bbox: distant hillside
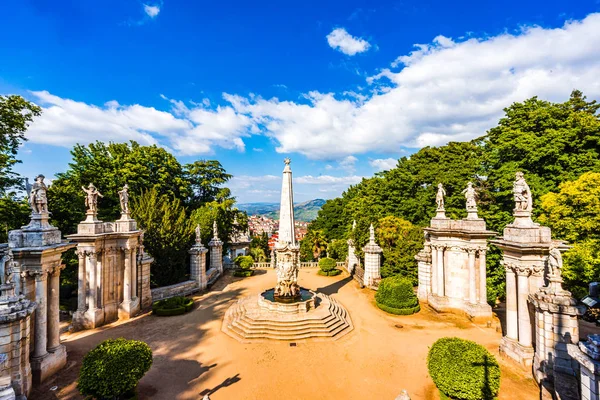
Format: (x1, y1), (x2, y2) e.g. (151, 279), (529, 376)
(237, 199), (326, 222)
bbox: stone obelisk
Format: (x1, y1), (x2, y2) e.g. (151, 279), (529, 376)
(274, 158), (300, 300)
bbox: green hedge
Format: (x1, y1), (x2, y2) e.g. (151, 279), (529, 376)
(234, 255), (254, 269)
(375, 275), (419, 315)
(317, 269), (342, 276)
(152, 296), (194, 316)
(319, 257), (336, 272)
(376, 302), (421, 315)
(78, 338), (152, 399)
(233, 269), (254, 277)
(427, 337), (501, 400)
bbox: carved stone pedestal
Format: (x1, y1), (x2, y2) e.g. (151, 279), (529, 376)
(31, 345), (66, 385)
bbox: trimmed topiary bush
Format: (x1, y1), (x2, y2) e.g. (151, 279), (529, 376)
(375, 275), (420, 315)
(317, 269), (342, 276)
(152, 296), (194, 316)
(427, 337), (501, 400)
(233, 255), (255, 277)
(78, 338), (152, 400)
(318, 257), (340, 276)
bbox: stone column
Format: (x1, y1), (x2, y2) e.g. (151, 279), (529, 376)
(479, 249), (487, 306)
(468, 248), (477, 304)
(123, 248), (132, 305)
(32, 272), (48, 359)
(47, 268), (61, 352)
(516, 267), (532, 347)
(505, 265), (518, 341)
(431, 245), (438, 295)
(436, 246), (444, 297)
(77, 250), (87, 312)
(190, 242), (208, 290)
(131, 248), (137, 299)
(87, 252), (97, 312)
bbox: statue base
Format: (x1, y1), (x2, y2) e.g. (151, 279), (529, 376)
(433, 209), (447, 219)
(8, 213), (61, 248)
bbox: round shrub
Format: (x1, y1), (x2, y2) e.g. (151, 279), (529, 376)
(318, 257), (336, 272)
(317, 269), (342, 276)
(234, 255), (254, 269)
(78, 338), (152, 399)
(427, 337), (500, 400)
(375, 275), (420, 315)
(152, 296), (194, 316)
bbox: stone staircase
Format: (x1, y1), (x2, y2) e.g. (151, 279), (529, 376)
(222, 293), (353, 342)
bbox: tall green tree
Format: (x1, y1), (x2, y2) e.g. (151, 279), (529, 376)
(48, 141), (190, 234)
(0, 95), (41, 241)
(539, 172), (600, 298)
(184, 160), (232, 208)
(131, 188), (193, 287)
(376, 216), (423, 283)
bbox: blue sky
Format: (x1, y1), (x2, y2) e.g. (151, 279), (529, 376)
(2, 0), (600, 203)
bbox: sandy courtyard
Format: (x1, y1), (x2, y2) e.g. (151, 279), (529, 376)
(33, 269), (539, 400)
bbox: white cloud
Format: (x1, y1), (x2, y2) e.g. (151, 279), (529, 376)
(295, 175), (364, 185)
(24, 14), (600, 161)
(326, 28), (371, 55)
(369, 158), (397, 171)
(144, 4), (160, 18)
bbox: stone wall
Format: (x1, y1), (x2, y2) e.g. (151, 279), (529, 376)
(151, 280), (199, 301)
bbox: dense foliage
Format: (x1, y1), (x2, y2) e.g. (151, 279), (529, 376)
(318, 257), (341, 276)
(376, 216), (423, 284)
(375, 276), (420, 315)
(539, 172), (600, 297)
(250, 232), (270, 261)
(305, 91), (600, 300)
(233, 255), (254, 277)
(152, 296), (195, 316)
(427, 337), (500, 400)
(0, 95), (41, 242)
(78, 338), (153, 399)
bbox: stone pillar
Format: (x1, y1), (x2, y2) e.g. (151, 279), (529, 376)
(516, 268), (532, 348)
(77, 250), (86, 312)
(505, 265), (518, 341)
(131, 249), (137, 299)
(123, 248), (132, 305)
(47, 268), (61, 352)
(430, 245), (438, 295)
(32, 272), (48, 360)
(468, 248), (477, 305)
(362, 224), (382, 288)
(87, 252), (97, 312)
(569, 336), (600, 400)
(416, 241), (432, 302)
(436, 246), (444, 297)
(479, 249), (487, 306)
(190, 240), (208, 291)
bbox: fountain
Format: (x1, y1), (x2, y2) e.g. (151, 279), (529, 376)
(221, 159), (353, 342)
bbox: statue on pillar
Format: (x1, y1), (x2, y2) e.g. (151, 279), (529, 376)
(26, 174), (49, 214)
(118, 184), (130, 215)
(82, 183), (104, 214)
(436, 183), (446, 211)
(212, 220), (218, 239)
(513, 172), (532, 213)
(195, 224), (202, 245)
(462, 182), (477, 211)
(548, 246), (564, 281)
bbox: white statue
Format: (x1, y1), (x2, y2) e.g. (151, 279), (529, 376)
(513, 172), (532, 212)
(548, 246), (563, 279)
(462, 182), (477, 212)
(118, 184), (130, 214)
(195, 224), (202, 245)
(435, 183), (446, 211)
(212, 220), (218, 239)
(82, 183), (104, 214)
(26, 174), (49, 214)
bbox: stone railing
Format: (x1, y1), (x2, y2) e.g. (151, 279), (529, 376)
(300, 262), (319, 268)
(252, 262), (272, 269)
(151, 280), (199, 301)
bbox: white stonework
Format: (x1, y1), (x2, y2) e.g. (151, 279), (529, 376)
(347, 220), (359, 274)
(8, 201), (74, 386)
(362, 224), (382, 288)
(190, 226), (209, 290)
(208, 221), (224, 284)
(67, 216), (145, 330)
(274, 158), (301, 299)
(0, 246), (36, 400)
(421, 216), (495, 319)
(569, 336), (600, 400)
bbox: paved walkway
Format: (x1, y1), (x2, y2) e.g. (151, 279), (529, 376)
(33, 269), (539, 400)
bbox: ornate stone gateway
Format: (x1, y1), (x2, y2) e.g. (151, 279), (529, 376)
(222, 159), (353, 342)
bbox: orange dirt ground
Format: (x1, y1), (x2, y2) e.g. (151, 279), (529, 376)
(33, 269), (541, 400)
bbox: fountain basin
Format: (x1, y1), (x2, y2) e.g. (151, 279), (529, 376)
(258, 288), (316, 313)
